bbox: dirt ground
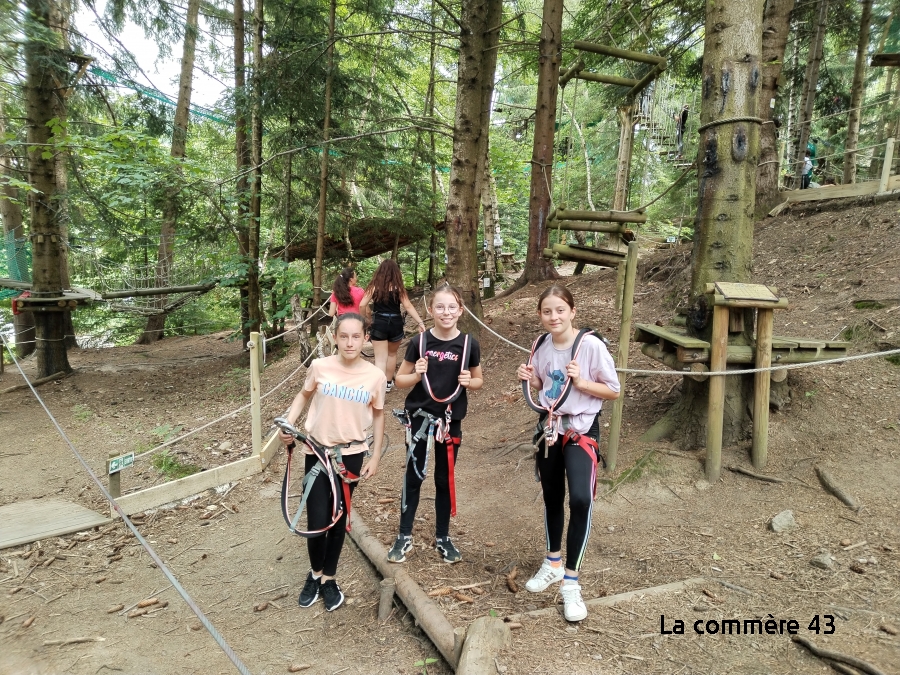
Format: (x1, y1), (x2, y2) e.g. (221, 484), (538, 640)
(2, 199), (899, 675)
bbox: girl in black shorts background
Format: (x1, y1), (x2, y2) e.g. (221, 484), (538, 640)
(359, 259), (425, 392)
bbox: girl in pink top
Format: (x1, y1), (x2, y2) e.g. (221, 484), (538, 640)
(328, 268), (365, 317)
(516, 285), (620, 623)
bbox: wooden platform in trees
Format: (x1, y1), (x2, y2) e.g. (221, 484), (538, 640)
(770, 174), (900, 214)
(871, 53), (900, 67)
(281, 217), (445, 261)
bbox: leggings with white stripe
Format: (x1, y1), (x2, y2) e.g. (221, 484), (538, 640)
(535, 415), (600, 572)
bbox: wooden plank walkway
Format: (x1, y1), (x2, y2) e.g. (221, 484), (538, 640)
(0, 499), (112, 550)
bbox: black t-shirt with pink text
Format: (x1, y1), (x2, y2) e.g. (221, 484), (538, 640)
(403, 330), (481, 420)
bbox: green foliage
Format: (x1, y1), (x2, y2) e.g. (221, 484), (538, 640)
(260, 259), (312, 323)
(72, 404), (93, 422)
(413, 657), (438, 675)
(151, 450), (199, 480)
(150, 423), (184, 442)
(884, 354), (900, 367)
(853, 301), (885, 310)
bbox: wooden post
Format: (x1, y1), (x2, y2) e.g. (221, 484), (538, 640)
(705, 305), (729, 482)
(378, 578), (395, 620)
(249, 331), (262, 456)
(606, 242), (638, 472)
(879, 137), (895, 193)
(107, 451), (121, 500)
(752, 308), (774, 469)
(615, 261), (626, 311)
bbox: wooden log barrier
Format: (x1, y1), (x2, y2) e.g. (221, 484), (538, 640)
(573, 40), (666, 65)
(705, 306), (729, 482)
(554, 208), (646, 224)
(752, 309), (774, 469)
(378, 578), (396, 621)
(348, 512), (459, 668)
(543, 244), (625, 268)
(456, 617), (511, 675)
(552, 220), (629, 234)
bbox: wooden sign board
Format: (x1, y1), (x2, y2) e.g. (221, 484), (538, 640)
(713, 282), (779, 303)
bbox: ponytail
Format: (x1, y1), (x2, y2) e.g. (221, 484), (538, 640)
(332, 267), (354, 306)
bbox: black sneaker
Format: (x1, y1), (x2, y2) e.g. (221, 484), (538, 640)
(387, 534), (413, 563)
(386, 380), (394, 393)
(298, 571), (320, 607)
(435, 536), (462, 563)
(321, 579), (344, 611)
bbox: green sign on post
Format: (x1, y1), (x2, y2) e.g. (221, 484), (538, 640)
(108, 452), (135, 475)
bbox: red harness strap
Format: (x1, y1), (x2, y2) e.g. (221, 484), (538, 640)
(562, 429), (601, 498)
(336, 463), (360, 532)
(444, 435), (462, 517)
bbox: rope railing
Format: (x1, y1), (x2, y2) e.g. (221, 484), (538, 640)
(463, 304), (900, 376)
(0, 334), (254, 675)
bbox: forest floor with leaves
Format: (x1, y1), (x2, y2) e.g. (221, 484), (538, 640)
(2, 198), (900, 675)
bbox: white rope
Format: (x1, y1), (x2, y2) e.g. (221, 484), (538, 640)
(462, 305), (900, 375)
(463, 305), (530, 354)
(134, 334), (323, 460)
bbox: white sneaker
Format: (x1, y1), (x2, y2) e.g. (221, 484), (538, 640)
(560, 582), (587, 622)
(524, 559), (565, 593)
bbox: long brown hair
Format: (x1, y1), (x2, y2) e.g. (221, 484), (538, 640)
(367, 259), (407, 304)
(537, 284), (575, 311)
(332, 267), (354, 306)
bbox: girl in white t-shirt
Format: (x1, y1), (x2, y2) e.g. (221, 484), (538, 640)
(516, 285), (620, 622)
(279, 313), (386, 612)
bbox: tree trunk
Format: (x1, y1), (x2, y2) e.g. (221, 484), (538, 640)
(612, 103), (635, 212)
(443, 0), (501, 333)
(0, 98), (35, 357)
(481, 148), (499, 299)
(755, 0), (796, 217)
(427, 3), (439, 290)
(48, 0), (76, 349)
(784, 22), (800, 174)
(511, 0), (563, 287)
(669, 0), (765, 450)
(247, 0), (264, 336)
(312, 0), (336, 336)
(793, 0), (828, 188)
(843, 0), (873, 185)
(138, 0), (200, 344)
(234, 0), (252, 344)
(24, 0), (71, 376)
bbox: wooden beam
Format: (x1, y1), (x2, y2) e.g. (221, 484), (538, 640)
(705, 306), (729, 482)
(543, 244), (625, 268)
(640, 343), (709, 381)
(558, 59), (584, 87)
(676, 344), (848, 364)
(752, 309), (774, 469)
(627, 61), (667, 98)
(258, 430), (281, 469)
(555, 208), (646, 223)
(633, 323), (709, 349)
(249, 332), (262, 456)
(606, 242), (638, 471)
(871, 52), (900, 67)
(115, 456), (261, 516)
(552, 220), (628, 234)
(776, 173), (900, 204)
(560, 70), (640, 87)
(573, 40), (666, 65)
(879, 138), (895, 193)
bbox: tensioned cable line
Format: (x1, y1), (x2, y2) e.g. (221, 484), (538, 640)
(462, 304), (900, 375)
(0, 335), (253, 675)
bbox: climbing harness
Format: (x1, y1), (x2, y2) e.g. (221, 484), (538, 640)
(523, 329), (607, 493)
(522, 327), (598, 448)
(395, 330), (470, 516)
(275, 417), (363, 537)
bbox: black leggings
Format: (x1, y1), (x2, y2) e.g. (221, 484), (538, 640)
(399, 419), (462, 539)
(535, 416), (600, 572)
(305, 452), (364, 577)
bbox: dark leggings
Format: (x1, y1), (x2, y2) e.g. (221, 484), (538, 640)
(305, 452), (364, 577)
(535, 416), (600, 572)
(399, 419), (462, 539)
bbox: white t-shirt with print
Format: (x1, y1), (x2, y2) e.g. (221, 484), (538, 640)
(532, 333), (620, 434)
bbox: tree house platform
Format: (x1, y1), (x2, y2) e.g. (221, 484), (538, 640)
(871, 53), (900, 67)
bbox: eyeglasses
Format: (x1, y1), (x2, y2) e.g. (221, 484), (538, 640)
(433, 305), (459, 314)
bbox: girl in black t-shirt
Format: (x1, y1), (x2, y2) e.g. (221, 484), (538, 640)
(388, 284), (483, 564)
(359, 259), (426, 392)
